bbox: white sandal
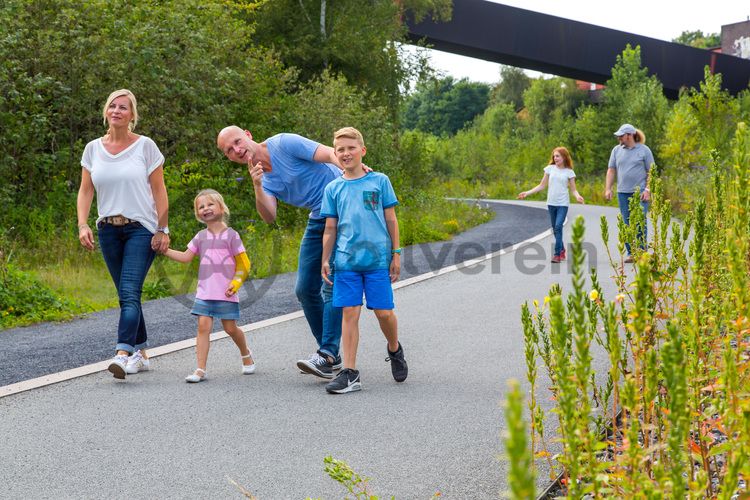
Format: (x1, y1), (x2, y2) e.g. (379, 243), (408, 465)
(185, 368), (207, 383)
(241, 353), (256, 375)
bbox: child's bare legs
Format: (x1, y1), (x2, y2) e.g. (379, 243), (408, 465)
(374, 309), (398, 352)
(195, 315), (213, 371)
(342, 305), (362, 369)
(221, 319), (253, 366)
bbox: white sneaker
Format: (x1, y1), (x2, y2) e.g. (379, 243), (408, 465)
(108, 354), (129, 379)
(125, 350), (150, 374)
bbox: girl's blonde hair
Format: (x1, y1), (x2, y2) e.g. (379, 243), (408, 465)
(549, 146), (574, 169)
(102, 89), (139, 132)
(194, 189), (230, 223)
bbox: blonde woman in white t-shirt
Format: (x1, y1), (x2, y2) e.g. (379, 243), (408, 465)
(518, 147), (584, 263)
(76, 89), (170, 380)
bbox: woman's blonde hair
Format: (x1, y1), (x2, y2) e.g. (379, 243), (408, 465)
(634, 129), (646, 144)
(549, 147), (574, 169)
(194, 189), (230, 223)
(102, 89), (138, 131)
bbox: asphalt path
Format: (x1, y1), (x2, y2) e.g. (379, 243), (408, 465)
(0, 201), (548, 387)
(0, 201), (625, 498)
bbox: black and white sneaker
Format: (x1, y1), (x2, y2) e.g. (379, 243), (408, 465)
(325, 368), (361, 394)
(386, 343), (408, 382)
(296, 352), (334, 379)
(331, 354), (343, 371)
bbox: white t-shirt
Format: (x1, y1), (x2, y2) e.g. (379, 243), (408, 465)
(81, 136), (165, 233)
(544, 165), (576, 207)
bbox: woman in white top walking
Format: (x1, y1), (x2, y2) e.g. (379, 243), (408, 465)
(518, 147), (584, 263)
(76, 89), (170, 379)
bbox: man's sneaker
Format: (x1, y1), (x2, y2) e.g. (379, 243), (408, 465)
(325, 368), (362, 394)
(331, 354), (343, 371)
(296, 352), (334, 379)
(108, 354), (129, 379)
(386, 343), (408, 382)
(124, 350), (150, 374)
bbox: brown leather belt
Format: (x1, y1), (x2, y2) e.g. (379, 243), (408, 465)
(101, 215), (135, 226)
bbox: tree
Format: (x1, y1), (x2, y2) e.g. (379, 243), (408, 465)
(572, 45), (669, 172)
(401, 76), (491, 136)
(660, 67), (739, 169)
(251, 0), (451, 111)
(522, 76), (587, 135)
(673, 30), (721, 49)
(490, 66), (531, 111)
(0, 0), (293, 241)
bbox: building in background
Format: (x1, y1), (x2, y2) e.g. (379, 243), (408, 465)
(721, 19), (750, 59)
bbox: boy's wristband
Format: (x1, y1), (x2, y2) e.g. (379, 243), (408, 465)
(391, 248), (402, 255)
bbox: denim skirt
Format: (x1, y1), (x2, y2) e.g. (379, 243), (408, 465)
(190, 298), (240, 320)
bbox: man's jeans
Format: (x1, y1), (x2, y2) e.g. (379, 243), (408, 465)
(98, 222), (156, 354)
(295, 218), (342, 358)
(547, 205), (568, 257)
(617, 192), (649, 255)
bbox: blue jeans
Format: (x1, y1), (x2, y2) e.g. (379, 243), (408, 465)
(547, 205), (568, 257)
(98, 222), (156, 354)
(617, 192), (649, 255)
(295, 218), (342, 358)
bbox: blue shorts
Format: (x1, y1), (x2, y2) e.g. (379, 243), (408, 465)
(333, 269), (394, 310)
(190, 298), (240, 320)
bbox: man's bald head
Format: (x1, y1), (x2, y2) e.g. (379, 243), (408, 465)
(217, 125), (254, 164)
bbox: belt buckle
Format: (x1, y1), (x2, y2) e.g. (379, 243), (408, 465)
(111, 215), (128, 226)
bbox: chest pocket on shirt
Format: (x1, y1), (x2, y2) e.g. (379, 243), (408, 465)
(363, 191), (379, 211)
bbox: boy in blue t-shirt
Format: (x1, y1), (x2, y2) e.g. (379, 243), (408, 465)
(320, 127), (408, 394)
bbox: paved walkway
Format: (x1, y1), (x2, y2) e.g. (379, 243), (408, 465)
(0, 201), (624, 499)
(0, 201), (548, 387)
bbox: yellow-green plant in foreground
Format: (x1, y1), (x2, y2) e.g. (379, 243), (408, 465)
(504, 380), (535, 499)
(510, 124), (750, 498)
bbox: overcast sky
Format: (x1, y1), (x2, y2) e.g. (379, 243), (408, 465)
(418, 0), (750, 84)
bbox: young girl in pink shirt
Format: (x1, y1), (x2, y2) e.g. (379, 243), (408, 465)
(164, 189), (255, 382)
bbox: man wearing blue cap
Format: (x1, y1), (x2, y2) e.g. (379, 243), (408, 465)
(604, 123), (654, 263)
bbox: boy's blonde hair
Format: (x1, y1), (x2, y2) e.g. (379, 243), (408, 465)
(333, 127), (365, 147)
(194, 189), (230, 223)
(102, 89), (138, 131)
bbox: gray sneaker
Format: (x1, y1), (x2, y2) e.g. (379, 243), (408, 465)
(386, 343), (408, 382)
(331, 354), (343, 371)
(325, 368), (362, 394)
(296, 352), (334, 379)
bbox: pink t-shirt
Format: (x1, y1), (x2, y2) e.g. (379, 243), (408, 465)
(187, 228), (246, 303)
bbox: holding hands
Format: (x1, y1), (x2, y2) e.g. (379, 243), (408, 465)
(151, 232), (170, 254)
